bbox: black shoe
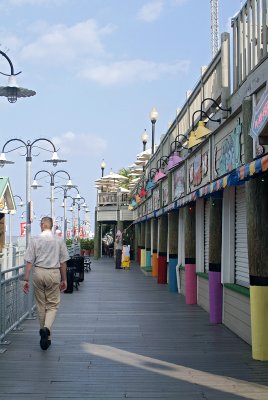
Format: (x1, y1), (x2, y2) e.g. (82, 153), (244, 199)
(39, 327), (51, 350)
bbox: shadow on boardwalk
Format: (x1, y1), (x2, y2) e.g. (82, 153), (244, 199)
(1, 258), (268, 399)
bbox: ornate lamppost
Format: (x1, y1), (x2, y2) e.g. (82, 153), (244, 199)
(100, 159), (106, 177)
(57, 186), (81, 240)
(0, 138), (66, 247)
(149, 107), (158, 155)
(31, 169), (74, 228)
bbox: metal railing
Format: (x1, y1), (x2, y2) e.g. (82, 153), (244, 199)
(232, 0), (268, 90)
(98, 192), (130, 207)
(0, 243), (80, 349)
(67, 243), (81, 257)
(0, 263), (35, 350)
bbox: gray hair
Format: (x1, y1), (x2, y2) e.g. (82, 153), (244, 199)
(41, 216), (53, 229)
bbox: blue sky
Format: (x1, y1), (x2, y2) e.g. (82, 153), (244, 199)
(0, 0), (242, 236)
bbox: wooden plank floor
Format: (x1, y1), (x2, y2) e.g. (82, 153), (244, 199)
(1, 258), (268, 399)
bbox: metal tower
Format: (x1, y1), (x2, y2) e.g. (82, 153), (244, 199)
(210, 0), (219, 58)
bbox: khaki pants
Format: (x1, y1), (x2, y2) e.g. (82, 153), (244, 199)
(33, 267), (61, 337)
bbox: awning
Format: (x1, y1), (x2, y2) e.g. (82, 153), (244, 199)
(133, 154), (268, 221)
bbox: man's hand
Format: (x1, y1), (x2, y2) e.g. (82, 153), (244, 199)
(59, 280), (67, 292)
(23, 281), (29, 294)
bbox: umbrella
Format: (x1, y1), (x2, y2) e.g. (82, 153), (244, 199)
(101, 171), (128, 181)
(119, 187), (130, 193)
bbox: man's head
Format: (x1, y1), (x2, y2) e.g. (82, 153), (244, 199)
(40, 216), (53, 231)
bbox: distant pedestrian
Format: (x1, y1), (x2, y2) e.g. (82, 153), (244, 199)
(115, 230), (123, 269)
(23, 216), (70, 350)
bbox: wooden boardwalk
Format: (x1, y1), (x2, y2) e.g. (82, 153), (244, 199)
(1, 258), (268, 399)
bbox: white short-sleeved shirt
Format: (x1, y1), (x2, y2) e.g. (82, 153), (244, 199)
(24, 230), (70, 269)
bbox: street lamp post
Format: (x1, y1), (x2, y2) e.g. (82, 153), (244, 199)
(69, 197), (87, 241)
(57, 186), (81, 240)
(100, 159), (106, 178)
(141, 129), (148, 152)
(0, 138), (66, 247)
(149, 107), (158, 155)
(32, 169), (74, 228)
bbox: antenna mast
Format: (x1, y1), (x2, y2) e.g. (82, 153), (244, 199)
(210, 0), (219, 58)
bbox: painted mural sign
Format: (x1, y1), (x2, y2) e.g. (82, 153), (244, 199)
(202, 151), (209, 176)
(251, 87), (268, 144)
(162, 179), (168, 206)
(173, 166), (185, 199)
(147, 196), (152, 214)
(153, 187), (160, 210)
(189, 154), (202, 187)
(215, 121), (242, 177)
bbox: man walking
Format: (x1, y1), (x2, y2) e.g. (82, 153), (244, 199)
(23, 216), (70, 350)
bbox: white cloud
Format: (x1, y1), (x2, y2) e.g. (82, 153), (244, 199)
(52, 131), (107, 156)
(137, 1), (164, 22)
(20, 19), (115, 65)
(80, 59), (190, 86)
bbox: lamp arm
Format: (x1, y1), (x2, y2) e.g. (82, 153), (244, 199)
(2, 138), (27, 154)
(157, 156), (168, 170)
(201, 97), (231, 113)
(149, 168), (158, 179)
(192, 110), (220, 131)
(30, 138), (56, 153)
(53, 170), (71, 180)
(13, 194), (23, 201)
(33, 169), (50, 180)
(0, 50), (22, 76)
(170, 140), (177, 153)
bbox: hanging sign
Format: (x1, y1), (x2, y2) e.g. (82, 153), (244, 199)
(173, 166), (185, 200)
(20, 222), (26, 237)
(251, 87), (268, 144)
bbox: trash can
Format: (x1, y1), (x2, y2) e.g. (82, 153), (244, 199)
(72, 255), (84, 282)
(65, 264), (74, 293)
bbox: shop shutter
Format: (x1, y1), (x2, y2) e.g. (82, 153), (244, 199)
(204, 199), (210, 273)
(235, 185), (249, 287)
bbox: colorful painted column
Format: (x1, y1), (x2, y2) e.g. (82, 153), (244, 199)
(136, 223), (141, 265)
(145, 220), (152, 272)
(134, 223), (139, 262)
(158, 214), (168, 284)
(140, 222), (146, 269)
(168, 211), (179, 292)
(152, 218), (158, 277)
(208, 197), (223, 324)
(243, 96), (268, 360)
(184, 205), (196, 304)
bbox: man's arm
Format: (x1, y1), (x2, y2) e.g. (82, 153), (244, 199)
(59, 262), (67, 292)
(23, 262), (32, 294)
